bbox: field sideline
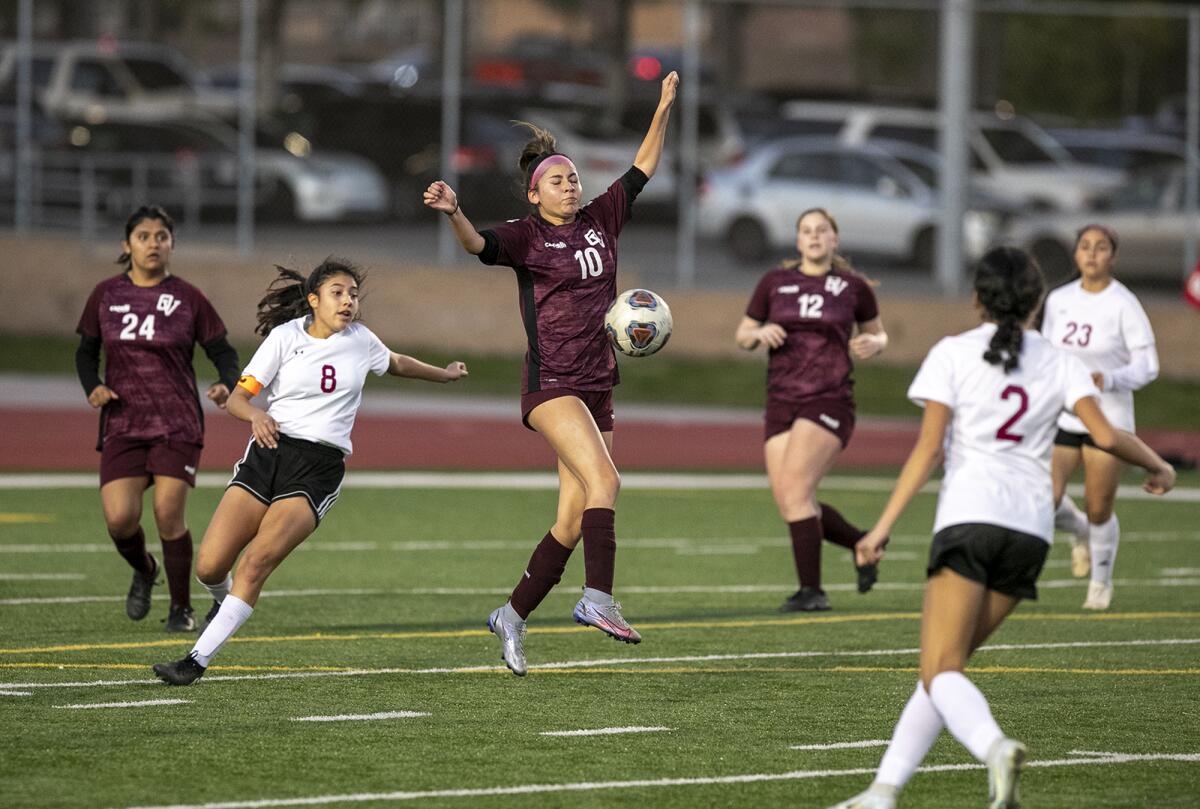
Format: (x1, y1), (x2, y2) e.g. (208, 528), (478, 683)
(2, 475), (1198, 808)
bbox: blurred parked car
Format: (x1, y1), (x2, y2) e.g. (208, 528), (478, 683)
(779, 101), (1124, 211)
(1002, 165), (1192, 282)
(697, 137), (1007, 265)
(0, 40), (236, 121)
(1046, 127), (1186, 173)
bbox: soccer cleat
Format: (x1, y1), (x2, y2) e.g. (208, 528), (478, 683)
(164, 604), (196, 632)
(152, 653), (206, 686)
(856, 562), (879, 594)
(826, 785), (897, 809)
(203, 599), (221, 628)
(1082, 581), (1113, 610)
(986, 737), (1027, 809)
(1070, 540), (1091, 578)
(573, 597), (642, 644)
(487, 606), (528, 677)
(126, 555), (160, 621)
(778, 586), (830, 612)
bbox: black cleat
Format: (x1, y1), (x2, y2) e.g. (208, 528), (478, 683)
(203, 599), (221, 628)
(778, 586), (830, 612)
(164, 604), (196, 632)
(126, 555), (160, 621)
(856, 562), (879, 594)
(152, 653), (206, 685)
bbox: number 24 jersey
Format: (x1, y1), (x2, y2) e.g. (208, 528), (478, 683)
(908, 324), (1096, 543)
(237, 317), (391, 455)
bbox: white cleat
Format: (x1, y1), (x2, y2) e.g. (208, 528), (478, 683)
(826, 784), (897, 809)
(986, 737), (1027, 809)
(1082, 581), (1113, 610)
(1070, 540), (1091, 578)
(487, 605), (528, 677)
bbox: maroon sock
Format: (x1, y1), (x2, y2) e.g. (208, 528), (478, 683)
(161, 531), (193, 608)
(581, 507), (617, 594)
(819, 502), (865, 551)
(509, 531), (574, 619)
(788, 516), (823, 589)
(110, 527), (153, 576)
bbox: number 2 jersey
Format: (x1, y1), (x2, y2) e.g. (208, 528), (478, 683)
(744, 266), (879, 404)
(236, 317), (391, 455)
(76, 273), (229, 445)
(908, 324), (1097, 542)
(477, 167), (648, 394)
(1040, 278), (1156, 433)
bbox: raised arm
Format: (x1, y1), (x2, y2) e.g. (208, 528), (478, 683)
(387, 352), (468, 384)
(423, 180), (486, 255)
(632, 71), (678, 180)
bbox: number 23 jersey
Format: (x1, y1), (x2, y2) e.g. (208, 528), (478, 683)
(908, 324), (1096, 542)
(237, 317), (391, 455)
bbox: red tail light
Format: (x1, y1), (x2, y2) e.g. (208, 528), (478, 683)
(453, 145), (497, 172)
(472, 60), (524, 86)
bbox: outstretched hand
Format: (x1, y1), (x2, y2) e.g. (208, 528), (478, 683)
(1143, 463), (1176, 495)
(423, 180), (459, 215)
(444, 361), (469, 382)
(659, 71), (678, 108)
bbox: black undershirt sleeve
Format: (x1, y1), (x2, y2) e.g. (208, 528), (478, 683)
(201, 333), (241, 391)
(477, 230), (501, 265)
(619, 166), (651, 216)
(75, 334), (103, 396)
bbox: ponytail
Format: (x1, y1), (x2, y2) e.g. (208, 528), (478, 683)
(254, 258), (364, 337)
(974, 247), (1044, 373)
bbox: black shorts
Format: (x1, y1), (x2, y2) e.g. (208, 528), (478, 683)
(228, 434), (345, 526)
(1054, 429), (1097, 449)
(927, 523), (1049, 601)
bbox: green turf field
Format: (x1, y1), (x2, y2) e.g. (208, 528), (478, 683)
(1, 478), (1197, 808)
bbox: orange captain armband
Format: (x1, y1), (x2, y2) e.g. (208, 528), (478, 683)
(237, 375), (263, 396)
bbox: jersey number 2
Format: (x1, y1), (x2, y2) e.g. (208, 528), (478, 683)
(118, 313), (156, 341)
(320, 365), (337, 393)
(996, 385), (1028, 444)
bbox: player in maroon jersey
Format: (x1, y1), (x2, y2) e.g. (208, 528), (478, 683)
(75, 206), (240, 632)
(735, 208), (889, 612)
(423, 71), (678, 676)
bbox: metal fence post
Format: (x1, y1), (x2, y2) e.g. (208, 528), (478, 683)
(937, 0), (975, 298)
(1186, 9), (1199, 280)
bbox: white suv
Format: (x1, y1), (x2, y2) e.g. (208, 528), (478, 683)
(780, 101), (1123, 211)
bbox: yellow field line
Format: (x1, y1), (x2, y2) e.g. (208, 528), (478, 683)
(0, 513), (55, 523)
(2, 610), (1196, 656)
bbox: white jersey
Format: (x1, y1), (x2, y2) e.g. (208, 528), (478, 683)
(908, 324), (1097, 542)
(1040, 279), (1155, 433)
(238, 317), (391, 455)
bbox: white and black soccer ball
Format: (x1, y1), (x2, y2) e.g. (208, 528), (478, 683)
(604, 288), (673, 358)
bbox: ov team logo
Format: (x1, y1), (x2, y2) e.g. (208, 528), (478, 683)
(156, 294), (181, 316)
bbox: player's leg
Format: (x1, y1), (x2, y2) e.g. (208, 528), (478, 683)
(766, 419), (842, 611)
(1052, 443), (1089, 577)
(194, 487), (268, 626)
(151, 475), (196, 631)
(100, 472), (158, 621)
(1080, 445), (1123, 610)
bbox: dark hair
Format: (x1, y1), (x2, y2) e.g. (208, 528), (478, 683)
(254, 257), (364, 337)
(782, 207), (877, 285)
(513, 120), (566, 204)
(116, 205), (175, 267)
(1073, 223), (1119, 255)
(975, 246), (1045, 373)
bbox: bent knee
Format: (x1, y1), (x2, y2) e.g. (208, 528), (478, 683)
(1086, 502), (1116, 524)
(194, 555), (228, 584)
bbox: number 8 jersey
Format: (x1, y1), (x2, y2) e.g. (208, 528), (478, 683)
(908, 324), (1097, 543)
(236, 316), (391, 455)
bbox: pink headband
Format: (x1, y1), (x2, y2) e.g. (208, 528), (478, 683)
(529, 155), (576, 191)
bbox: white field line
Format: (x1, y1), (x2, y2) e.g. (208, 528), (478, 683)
(291, 711), (430, 722)
(789, 740), (890, 751)
(3, 637), (1197, 692)
(0, 573), (85, 580)
(5, 576), (1198, 607)
(55, 698), (190, 710)
(1162, 567), (1200, 576)
(1, 471), (1198, 502)
(539, 726), (672, 737)
(0, 689), (31, 695)
(121, 752), (1200, 809)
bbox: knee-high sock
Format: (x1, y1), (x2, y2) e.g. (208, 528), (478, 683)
(160, 531), (193, 608)
(581, 508), (616, 595)
(1089, 514), (1120, 586)
(788, 516), (822, 589)
(509, 531), (573, 619)
(200, 573), (232, 605)
(819, 502), (865, 551)
(110, 527), (153, 575)
(1054, 496), (1089, 541)
(190, 594), (253, 667)
(928, 671), (1003, 762)
(875, 682), (945, 788)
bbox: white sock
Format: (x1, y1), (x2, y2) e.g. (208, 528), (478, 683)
(876, 682), (945, 788)
(582, 586), (615, 606)
(928, 671), (1003, 763)
(501, 602), (524, 625)
(190, 594), (253, 668)
(199, 574), (231, 604)
(1054, 496), (1088, 541)
(1089, 514), (1119, 586)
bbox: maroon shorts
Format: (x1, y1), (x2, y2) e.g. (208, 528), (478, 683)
(764, 398), (856, 447)
(520, 388), (614, 433)
(99, 436), (203, 488)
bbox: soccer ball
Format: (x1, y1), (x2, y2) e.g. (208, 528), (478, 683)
(604, 288), (673, 357)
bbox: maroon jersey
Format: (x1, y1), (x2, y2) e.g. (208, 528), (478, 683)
(479, 169), (646, 394)
(745, 266), (879, 404)
(76, 274), (228, 445)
